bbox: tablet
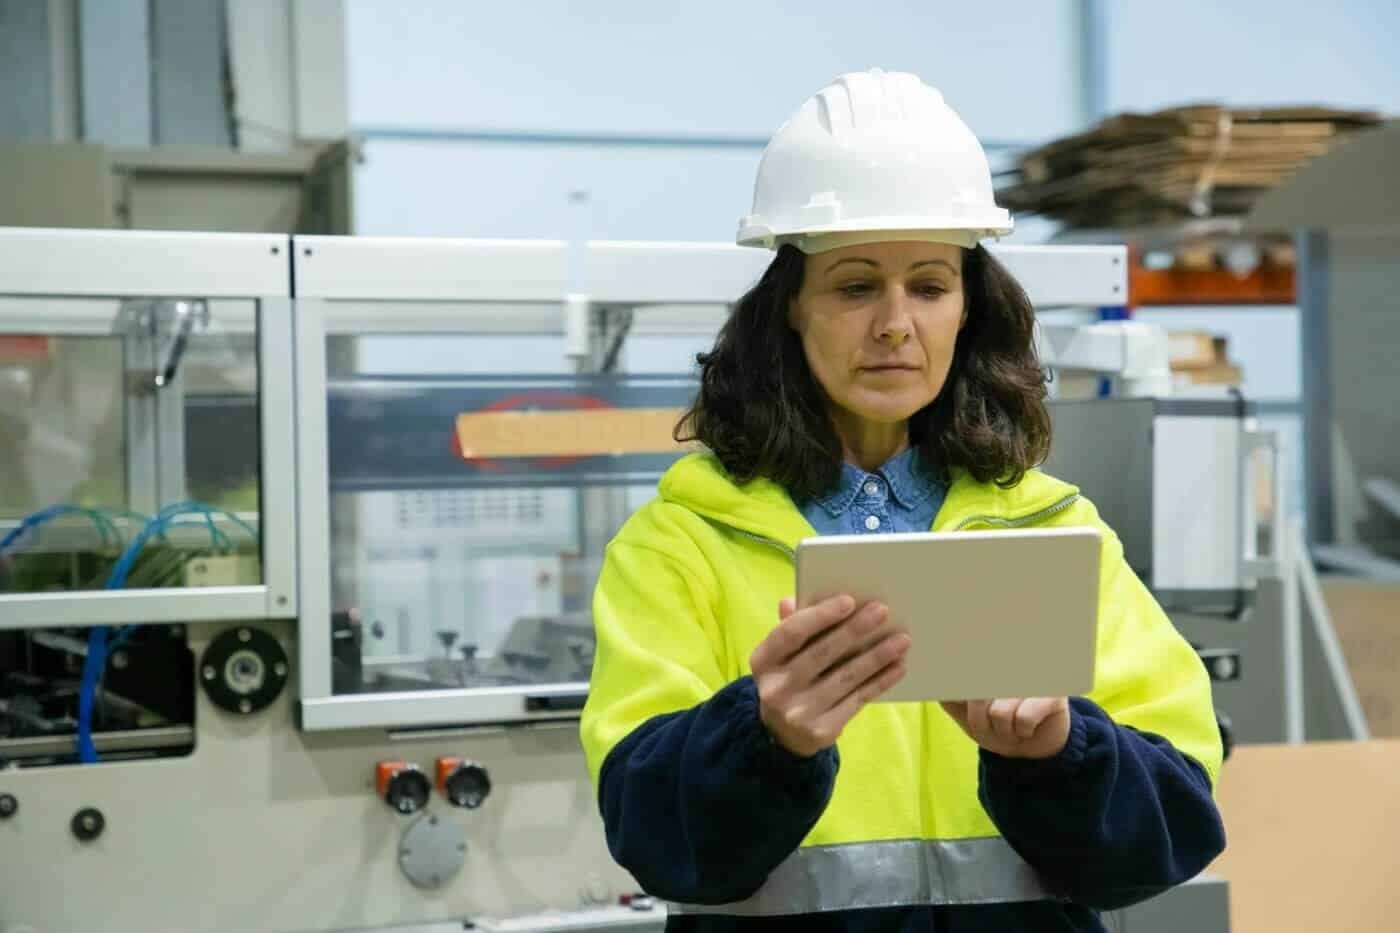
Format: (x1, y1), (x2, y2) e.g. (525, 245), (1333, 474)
(795, 527), (1102, 703)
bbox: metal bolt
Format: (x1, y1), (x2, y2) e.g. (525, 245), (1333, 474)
(238, 628), (252, 642)
(203, 665), (217, 681)
(401, 848), (412, 857)
(271, 245), (280, 255)
(276, 595), (288, 607)
(239, 699), (253, 714)
(71, 807), (105, 842)
(457, 842), (467, 853)
(274, 662), (288, 678)
(429, 815), (439, 826)
(111, 651), (128, 670)
(0, 794), (17, 818)
(303, 247), (313, 256)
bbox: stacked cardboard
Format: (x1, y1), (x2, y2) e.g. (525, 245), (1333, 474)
(1167, 330), (1242, 387)
(998, 105), (1382, 228)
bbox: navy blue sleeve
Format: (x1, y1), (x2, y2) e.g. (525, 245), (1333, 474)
(978, 697), (1226, 911)
(597, 675), (838, 905)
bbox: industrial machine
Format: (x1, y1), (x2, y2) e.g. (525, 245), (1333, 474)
(0, 228), (1243, 932)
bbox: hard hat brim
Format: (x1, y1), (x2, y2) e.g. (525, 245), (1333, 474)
(737, 213), (1014, 249)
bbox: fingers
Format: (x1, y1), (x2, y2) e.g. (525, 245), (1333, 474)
(940, 700), (969, 728)
(1013, 698), (1063, 739)
(808, 629), (909, 709)
(777, 597), (796, 620)
(966, 699), (992, 739)
(788, 601), (888, 684)
(816, 655), (909, 738)
(946, 697), (1066, 751)
(987, 698), (1022, 741)
(751, 594), (854, 673)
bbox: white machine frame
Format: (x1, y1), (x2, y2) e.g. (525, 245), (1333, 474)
(0, 227), (300, 628)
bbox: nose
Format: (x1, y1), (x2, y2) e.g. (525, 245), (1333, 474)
(873, 290), (914, 347)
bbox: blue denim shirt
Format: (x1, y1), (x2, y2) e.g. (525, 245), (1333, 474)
(798, 446), (946, 536)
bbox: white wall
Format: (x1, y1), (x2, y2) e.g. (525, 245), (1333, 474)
(346, 1), (1400, 241)
(347, 0), (1082, 142)
(1104, 0), (1400, 114)
(353, 139), (763, 241)
(346, 0), (1083, 241)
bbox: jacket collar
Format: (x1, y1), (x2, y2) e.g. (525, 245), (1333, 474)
(808, 447), (938, 517)
(658, 453), (1081, 553)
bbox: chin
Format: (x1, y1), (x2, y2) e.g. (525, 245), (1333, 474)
(843, 394), (931, 424)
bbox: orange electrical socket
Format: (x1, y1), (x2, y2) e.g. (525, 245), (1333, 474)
(375, 760), (409, 799)
(434, 756), (464, 792)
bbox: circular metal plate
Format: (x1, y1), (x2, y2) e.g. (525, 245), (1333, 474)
(398, 812), (466, 890)
(199, 627), (288, 715)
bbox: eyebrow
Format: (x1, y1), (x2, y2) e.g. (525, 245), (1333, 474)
(825, 258), (878, 274)
(824, 257), (959, 276)
(910, 259), (959, 276)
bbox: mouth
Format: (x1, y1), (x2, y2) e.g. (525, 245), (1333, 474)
(860, 364), (920, 373)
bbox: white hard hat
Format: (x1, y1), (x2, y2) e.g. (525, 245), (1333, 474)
(738, 68), (1013, 253)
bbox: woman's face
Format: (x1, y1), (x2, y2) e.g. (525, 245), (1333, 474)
(789, 240), (966, 429)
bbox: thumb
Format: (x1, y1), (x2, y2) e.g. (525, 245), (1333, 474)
(778, 597), (796, 620)
(940, 700), (969, 726)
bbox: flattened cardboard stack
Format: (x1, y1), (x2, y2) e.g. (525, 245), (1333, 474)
(998, 105), (1382, 228)
(1167, 331), (1241, 387)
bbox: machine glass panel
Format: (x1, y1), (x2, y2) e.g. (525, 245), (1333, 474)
(323, 325), (699, 698)
(0, 297), (263, 597)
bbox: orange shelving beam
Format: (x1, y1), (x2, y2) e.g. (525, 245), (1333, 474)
(1127, 245), (1296, 307)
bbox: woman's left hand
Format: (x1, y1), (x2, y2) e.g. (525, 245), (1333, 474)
(941, 697), (1071, 760)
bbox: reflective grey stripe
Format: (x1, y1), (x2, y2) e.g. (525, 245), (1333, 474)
(668, 837), (1058, 917)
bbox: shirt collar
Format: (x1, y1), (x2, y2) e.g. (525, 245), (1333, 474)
(810, 447), (940, 517)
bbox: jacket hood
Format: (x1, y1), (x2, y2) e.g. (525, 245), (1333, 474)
(657, 453), (1081, 551)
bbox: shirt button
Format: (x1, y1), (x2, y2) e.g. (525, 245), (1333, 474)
(863, 481), (880, 496)
(864, 515), (881, 531)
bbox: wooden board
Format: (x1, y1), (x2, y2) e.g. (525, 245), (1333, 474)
(454, 407), (691, 460)
(1210, 740), (1400, 933)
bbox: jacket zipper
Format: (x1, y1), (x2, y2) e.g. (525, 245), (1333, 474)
(951, 494), (1081, 531)
(726, 526), (796, 560)
(707, 492), (1081, 555)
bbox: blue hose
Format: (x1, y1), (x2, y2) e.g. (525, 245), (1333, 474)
(74, 501), (260, 764)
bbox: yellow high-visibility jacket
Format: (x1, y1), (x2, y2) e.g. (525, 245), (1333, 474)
(581, 452), (1224, 924)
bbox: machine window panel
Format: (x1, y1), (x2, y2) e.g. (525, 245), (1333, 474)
(0, 298), (263, 597)
(323, 330), (697, 697)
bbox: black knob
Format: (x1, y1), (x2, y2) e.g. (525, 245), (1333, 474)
(385, 768), (432, 815)
(72, 806), (105, 841)
(0, 793), (16, 819)
(445, 763), (491, 810)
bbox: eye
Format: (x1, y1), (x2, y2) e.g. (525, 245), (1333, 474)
(837, 282), (875, 299)
(912, 282), (947, 300)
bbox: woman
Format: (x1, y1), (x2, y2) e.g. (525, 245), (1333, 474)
(580, 69), (1225, 932)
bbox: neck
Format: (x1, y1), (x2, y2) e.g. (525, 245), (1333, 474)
(832, 412), (909, 472)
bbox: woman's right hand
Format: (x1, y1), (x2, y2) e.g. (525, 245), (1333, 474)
(750, 595), (911, 758)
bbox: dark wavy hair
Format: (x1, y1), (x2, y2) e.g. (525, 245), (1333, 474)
(675, 243), (1051, 501)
